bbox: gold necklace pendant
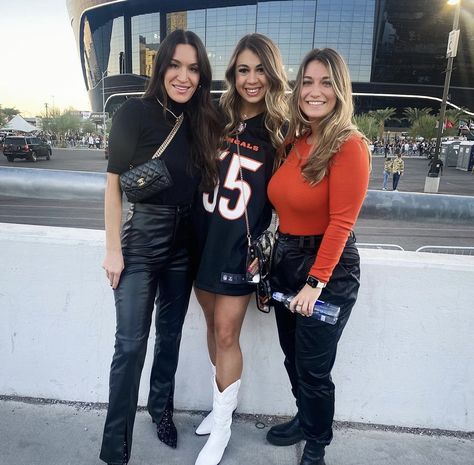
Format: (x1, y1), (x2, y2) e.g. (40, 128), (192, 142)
(156, 97), (181, 119)
(235, 121), (246, 135)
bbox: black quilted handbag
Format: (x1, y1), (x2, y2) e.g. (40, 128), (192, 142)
(119, 113), (183, 203)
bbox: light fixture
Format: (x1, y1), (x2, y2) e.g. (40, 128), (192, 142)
(447, 0), (459, 5)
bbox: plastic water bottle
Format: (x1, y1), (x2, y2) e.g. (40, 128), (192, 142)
(272, 292), (340, 325)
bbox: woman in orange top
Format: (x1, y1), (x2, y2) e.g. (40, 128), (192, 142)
(266, 48), (370, 465)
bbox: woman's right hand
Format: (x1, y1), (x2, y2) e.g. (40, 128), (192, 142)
(102, 250), (124, 289)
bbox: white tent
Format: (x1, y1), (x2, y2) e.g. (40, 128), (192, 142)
(1, 115), (37, 133)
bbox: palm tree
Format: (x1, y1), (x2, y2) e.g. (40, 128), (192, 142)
(441, 108), (468, 137)
(403, 107), (432, 124)
(353, 114), (378, 141)
(409, 114), (438, 141)
(369, 107), (397, 140)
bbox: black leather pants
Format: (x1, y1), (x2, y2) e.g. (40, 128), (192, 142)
(270, 231), (360, 446)
(100, 203), (193, 465)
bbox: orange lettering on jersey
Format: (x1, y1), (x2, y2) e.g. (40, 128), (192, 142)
(225, 137), (260, 152)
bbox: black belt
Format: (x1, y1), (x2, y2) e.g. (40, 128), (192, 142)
(276, 230), (355, 249)
(131, 203), (191, 215)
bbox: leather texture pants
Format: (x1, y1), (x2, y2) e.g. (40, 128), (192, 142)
(100, 203), (193, 464)
(270, 231), (360, 446)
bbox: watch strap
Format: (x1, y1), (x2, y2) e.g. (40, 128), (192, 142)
(306, 275), (326, 289)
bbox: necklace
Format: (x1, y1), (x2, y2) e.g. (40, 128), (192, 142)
(156, 97), (181, 119)
(235, 121), (246, 135)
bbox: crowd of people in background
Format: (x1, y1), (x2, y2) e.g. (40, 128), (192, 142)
(46, 132), (105, 149)
(0, 131), (106, 149)
(369, 138), (435, 158)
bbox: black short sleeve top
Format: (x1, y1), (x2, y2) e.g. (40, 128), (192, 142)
(106, 96), (201, 205)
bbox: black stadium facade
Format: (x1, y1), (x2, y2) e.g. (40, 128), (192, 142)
(66, 0), (474, 116)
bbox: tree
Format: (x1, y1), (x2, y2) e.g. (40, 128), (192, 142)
(40, 107), (82, 146)
(0, 105), (20, 127)
(409, 114), (438, 140)
(56, 108), (82, 135)
(369, 107), (397, 140)
(353, 114), (378, 141)
(81, 119), (96, 134)
(441, 108), (467, 137)
(403, 107), (432, 124)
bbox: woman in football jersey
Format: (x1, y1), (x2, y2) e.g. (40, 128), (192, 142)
(99, 30), (221, 465)
(193, 34), (288, 465)
(266, 48), (370, 465)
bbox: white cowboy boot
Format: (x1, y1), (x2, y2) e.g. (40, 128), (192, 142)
(195, 377), (240, 465)
(195, 363), (216, 436)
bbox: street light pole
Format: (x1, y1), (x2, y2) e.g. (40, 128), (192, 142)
(425, 0), (461, 192)
(101, 70), (108, 149)
(44, 103), (49, 132)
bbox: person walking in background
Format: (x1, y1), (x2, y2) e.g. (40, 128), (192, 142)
(382, 156), (392, 190)
(99, 30), (221, 465)
(192, 33), (288, 465)
(392, 150), (404, 190)
(266, 48), (370, 465)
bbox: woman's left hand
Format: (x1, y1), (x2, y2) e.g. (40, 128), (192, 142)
(289, 284), (322, 317)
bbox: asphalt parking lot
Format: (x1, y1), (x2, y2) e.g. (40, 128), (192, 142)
(0, 148), (473, 251)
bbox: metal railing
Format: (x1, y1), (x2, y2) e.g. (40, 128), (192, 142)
(357, 243), (405, 251)
(416, 246), (474, 255)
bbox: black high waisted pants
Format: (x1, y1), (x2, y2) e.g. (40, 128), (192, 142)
(270, 231), (360, 446)
(100, 203), (193, 465)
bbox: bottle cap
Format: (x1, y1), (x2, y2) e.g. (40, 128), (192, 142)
(272, 292), (284, 302)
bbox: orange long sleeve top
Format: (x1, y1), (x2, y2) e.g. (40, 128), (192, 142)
(268, 134), (369, 283)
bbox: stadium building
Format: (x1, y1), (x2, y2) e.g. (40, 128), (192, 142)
(66, 0), (474, 117)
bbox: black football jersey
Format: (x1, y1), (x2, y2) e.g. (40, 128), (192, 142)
(194, 113), (274, 295)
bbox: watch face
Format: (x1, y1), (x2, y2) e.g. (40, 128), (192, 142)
(307, 276), (325, 288)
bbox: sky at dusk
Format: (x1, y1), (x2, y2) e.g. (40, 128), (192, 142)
(0, 0), (91, 117)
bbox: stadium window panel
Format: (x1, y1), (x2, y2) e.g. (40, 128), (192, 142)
(256, 0), (316, 80)
(131, 12), (160, 77)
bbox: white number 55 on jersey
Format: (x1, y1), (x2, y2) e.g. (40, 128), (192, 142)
(203, 152), (262, 220)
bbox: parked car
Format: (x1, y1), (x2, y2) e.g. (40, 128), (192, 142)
(2, 136), (52, 162)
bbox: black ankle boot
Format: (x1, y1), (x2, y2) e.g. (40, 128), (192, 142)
(155, 396), (177, 448)
(266, 415), (304, 446)
(300, 441), (325, 465)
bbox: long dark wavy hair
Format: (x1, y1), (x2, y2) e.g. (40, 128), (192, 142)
(143, 29), (221, 190)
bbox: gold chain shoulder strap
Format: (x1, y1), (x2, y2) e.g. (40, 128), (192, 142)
(152, 113), (184, 159)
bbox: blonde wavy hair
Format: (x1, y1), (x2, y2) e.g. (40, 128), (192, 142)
(220, 33), (289, 149)
(280, 48), (370, 185)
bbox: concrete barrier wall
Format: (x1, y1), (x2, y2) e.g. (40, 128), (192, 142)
(1, 223), (473, 432)
(2, 166), (474, 223)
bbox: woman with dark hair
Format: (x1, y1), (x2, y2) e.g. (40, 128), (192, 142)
(99, 30), (221, 465)
(193, 33), (288, 465)
(266, 48), (370, 465)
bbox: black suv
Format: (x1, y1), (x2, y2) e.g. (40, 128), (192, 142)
(2, 136), (52, 162)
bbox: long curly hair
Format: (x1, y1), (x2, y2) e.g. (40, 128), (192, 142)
(220, 33), (289, 149)
(280, 48), (370, 185)
(143, 29), (221, 190)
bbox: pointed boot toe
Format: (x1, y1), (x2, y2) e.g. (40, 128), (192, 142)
(156, 406), (178, 448)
